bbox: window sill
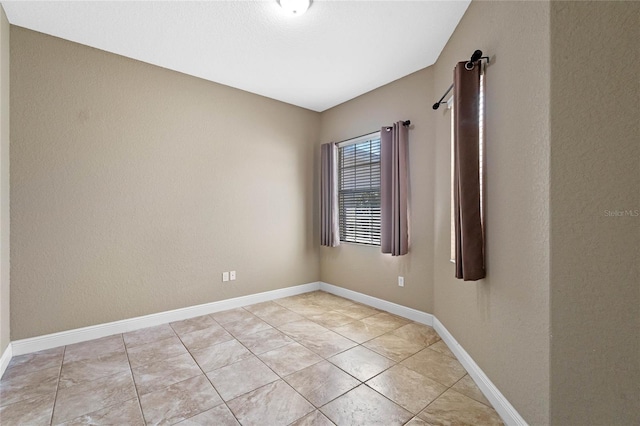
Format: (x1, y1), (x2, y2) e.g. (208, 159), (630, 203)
(340, 241), (381, 248)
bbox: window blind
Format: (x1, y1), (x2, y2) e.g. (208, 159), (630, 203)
(338, 136), (381, 245)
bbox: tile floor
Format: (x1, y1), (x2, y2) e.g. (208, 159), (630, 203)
(0, 291), (504, 425)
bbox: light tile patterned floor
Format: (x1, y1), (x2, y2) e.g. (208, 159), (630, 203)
(0, 291), (504, 425)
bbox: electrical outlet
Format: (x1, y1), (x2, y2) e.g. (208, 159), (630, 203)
(230, 271), (236, 281)
(398, 276), (404, 287)
(222, 272), (229, 282)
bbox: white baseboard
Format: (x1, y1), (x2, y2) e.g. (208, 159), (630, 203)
(320, 281), (525, 426)
(7, 280), (526, 425)
(0, 342), (12, 378)
(11, 281), (320, 356)
(319, 282), (434, 326)
(433, 317), (528, 426)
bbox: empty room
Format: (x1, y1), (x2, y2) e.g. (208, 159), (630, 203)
(0, 1), (637, 425)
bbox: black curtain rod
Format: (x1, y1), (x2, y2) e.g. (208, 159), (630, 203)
(432, 49), (489, 110)
(432, 84), (454, 111)
(384, 120), (411, 130)
(340, 120), (411, 144)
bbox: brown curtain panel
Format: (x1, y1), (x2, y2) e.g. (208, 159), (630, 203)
(454, 61), (485, 280)
(320, 142), (339, 247)
(381, 122), (409, 256)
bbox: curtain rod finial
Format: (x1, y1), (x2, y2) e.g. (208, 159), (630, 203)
(433, 103), (441, 110)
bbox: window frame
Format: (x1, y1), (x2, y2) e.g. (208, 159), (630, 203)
(337, 131), (382, 246)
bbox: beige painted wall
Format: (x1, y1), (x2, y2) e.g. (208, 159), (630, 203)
(0, 6), (10, 354)
(8, 2), (638, 423)
(10, 27), (320, 339)
(549, 2), (640, 424)
(320, 1), (551, 423)
(319, 67), (436, 313)
(431, 2), (550, 424)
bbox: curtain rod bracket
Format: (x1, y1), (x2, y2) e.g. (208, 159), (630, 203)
(384, 120), (411, 131)
(433, 49), (489, 110)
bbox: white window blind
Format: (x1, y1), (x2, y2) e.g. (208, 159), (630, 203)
(338, 133), (381, 245)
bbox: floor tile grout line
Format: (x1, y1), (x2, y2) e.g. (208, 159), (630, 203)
(250, 307), (308, 328)
(172, 319), (244, 425)
(318, 335), (454, 421)
(416, 382), (459, 420)
(287, 306), (465, 421)
(280, 363), (363, 410)
(271, 305), (395, 418)
(366, 373), (448, 418)
(384, 342), (482, 420)
(195, 312), (336, 408)
(4, 292), (497, 424)
(245, 294), (478, 423)
(122, 323), (179, 351)
(0, 352), (61, 411)
(219, 358), (276, 424)
(437, 376), (493, 409)
(1, 348), (63, 382)
(53, 344), (155, 424)
(290, 300), (469, 416)
(244, 335), (336, 424)
(325, 339), (405, 411)
(122, 332), (149, 425)
(47, 345), (65, 426)
(291, 334), (357, 359)
(205, 301), (356, 423)
(274, 320), (353, 355)
(48, 337), (145, 424)
(56, 354), (144, 422)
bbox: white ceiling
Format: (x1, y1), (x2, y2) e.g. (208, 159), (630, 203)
(1, 0), (470, 112)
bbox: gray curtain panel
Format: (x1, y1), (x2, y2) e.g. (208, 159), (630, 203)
(454, 60), (485, 280)
(381, 122), (409, 256)
(320, 142), (339, 247)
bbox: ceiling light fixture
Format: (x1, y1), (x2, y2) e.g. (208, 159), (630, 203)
(279, 0), (311, 16)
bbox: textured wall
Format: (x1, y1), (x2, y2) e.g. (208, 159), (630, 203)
(10, 27), (320, 339)
(319, 67), (436, 313)
(431, 2), (550, 424)
(0, 6), (10, 354)
(320, 1), (552, 423)
(549, 2), (640, 424)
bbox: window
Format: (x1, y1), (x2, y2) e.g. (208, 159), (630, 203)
(338, 132), (381, 245)
(451, 73), (484, 262)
